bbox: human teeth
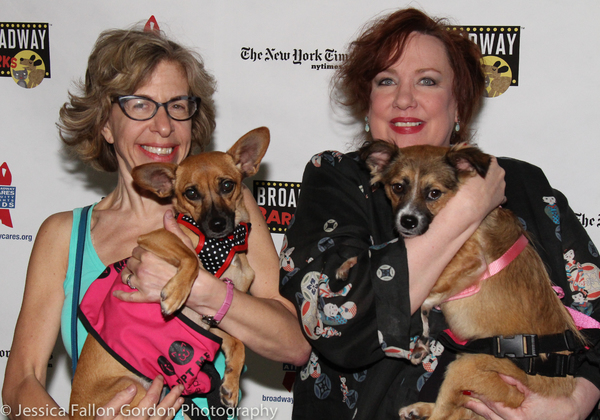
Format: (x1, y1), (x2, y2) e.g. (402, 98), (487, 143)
(142, 146), (173, 155)
(394, 122), (422, 127)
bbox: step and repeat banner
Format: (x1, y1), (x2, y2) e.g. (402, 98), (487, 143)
(2, 1), (600, 419)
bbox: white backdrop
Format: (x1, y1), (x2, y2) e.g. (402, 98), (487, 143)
(2, 1), (600, 419)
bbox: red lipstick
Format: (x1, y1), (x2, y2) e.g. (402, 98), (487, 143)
(389, 117), (425, 135)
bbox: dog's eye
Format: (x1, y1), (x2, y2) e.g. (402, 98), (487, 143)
(427, 189), (442, 200)
(391, 183), (404, 195)
(184, 188), (200, 200)
(221, 180), (235, 194)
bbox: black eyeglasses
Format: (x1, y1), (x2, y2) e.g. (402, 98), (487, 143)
(113, 95), (200, 121)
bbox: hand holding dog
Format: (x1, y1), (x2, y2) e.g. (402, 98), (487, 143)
(464, 375), (599, 420)
(114, 210), (193, 303)
(452, 155), (506, 221)
(96, 376), (184, 420)
(114, 210), (222, 311)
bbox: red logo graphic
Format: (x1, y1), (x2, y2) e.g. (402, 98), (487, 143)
(0, 162), (13, 228)
(144, 16), (160, 33)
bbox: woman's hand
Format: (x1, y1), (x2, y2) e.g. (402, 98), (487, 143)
(113, 210), (196, 304)
(464, 375), (599, 420)
(96, 376), (184, 420)
(455, 156), (506, 221)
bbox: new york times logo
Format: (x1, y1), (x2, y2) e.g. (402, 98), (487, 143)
(240, 47), (346, 70)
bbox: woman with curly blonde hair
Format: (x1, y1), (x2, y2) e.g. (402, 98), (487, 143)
(4, 25), (309, 420)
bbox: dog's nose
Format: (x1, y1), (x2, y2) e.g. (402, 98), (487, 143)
(400, 215), (419, 230)
(209, 218), (227, 233)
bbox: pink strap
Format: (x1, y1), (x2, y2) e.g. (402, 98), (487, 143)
(567, 307), (600, 330)
(480, 234), (529, 280)
(443, 328), (468, 346)
(553, 286), (600, 330)
(213, 278), (234, 323)
(442, 235), (528, 303)
(443, 283), (481, 303)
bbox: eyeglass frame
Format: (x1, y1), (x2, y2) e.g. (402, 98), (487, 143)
(112, 95), (201, 121)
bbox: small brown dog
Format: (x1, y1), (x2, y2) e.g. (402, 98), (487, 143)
(358, 141), (584, 420)
(70, 127), (270, 417)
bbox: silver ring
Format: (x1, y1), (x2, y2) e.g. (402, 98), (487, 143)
(126, 273), (136, 290)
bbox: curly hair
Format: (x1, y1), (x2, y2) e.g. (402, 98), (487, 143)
(58, 27), (217, 172)
(333, 8), (485, 144)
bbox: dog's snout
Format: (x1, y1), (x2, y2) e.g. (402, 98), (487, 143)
(400, 215), (419, 230)
(209, 217), (227, 233)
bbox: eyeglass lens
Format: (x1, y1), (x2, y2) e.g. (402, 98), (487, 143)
(119, 96), (198, 121)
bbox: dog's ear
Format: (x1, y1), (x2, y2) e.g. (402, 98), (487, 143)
(227, 127), (270, 178)
(131, 163), (178, 198)
(445, 143), (491, 178)
(358, 140), (399, 183)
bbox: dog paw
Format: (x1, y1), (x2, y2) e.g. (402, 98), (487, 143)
(219, 382), (239, 408)
(410, 351), (426, 365)
(336, 256), (358, 280)
(410, 338), (431, 365)
(160, 284), (189, 315)
(399, 403), (433, 419)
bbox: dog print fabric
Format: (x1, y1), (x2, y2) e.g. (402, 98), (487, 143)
(280, 151), (600, 420)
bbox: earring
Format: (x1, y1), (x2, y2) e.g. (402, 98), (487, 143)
(455, 121), (460, 132)
(365, 116), (370, 133)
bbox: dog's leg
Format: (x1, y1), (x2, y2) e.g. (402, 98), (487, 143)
(209, 328), (245, 408)
(71, 336), (149, 419)
(336, 256), (358, 280)
(222, 253), (254, 293)
(410, 305), (433, 365)
(137, 229), (200, 315)
(399, 402), (435, 420)
(428, 355), (525, 420)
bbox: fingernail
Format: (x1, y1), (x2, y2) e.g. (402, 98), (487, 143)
(127, 384), (136, 394)
(165, 210), (174, 219)
(462, 391), (472, 396)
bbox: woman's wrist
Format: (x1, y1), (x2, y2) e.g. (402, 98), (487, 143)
(187, 271), (230, 316)
(201, 278), (234, 326)
(573, 377), (600, 419)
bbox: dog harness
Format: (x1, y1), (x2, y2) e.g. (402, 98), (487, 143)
(176, 214), (251, 277)
(441, 234), (529, 303)
(79, 218), (251, 396)
(79, 259), (223, 395)
(435, 235), (600, 377)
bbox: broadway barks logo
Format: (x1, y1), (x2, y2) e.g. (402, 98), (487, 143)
(253, 181), (301, 233)
(0, 22), (51, 89)
(449, 26), (521, 97)
(0, 163), (15, 228)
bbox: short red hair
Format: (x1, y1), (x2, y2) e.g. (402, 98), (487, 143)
(333, 8), (485, 144)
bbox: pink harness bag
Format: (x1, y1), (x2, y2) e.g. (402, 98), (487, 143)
(79, 259), (222, 395)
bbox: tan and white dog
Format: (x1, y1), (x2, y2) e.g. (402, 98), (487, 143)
(356, 141), (584, 420)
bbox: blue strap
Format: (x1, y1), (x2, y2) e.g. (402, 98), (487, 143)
(71, 205), (91, 377)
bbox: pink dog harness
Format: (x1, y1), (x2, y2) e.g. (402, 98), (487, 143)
(442, 234), (529, 303)
(79, 259), (223, 395)
(79, 217), (251, 395)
